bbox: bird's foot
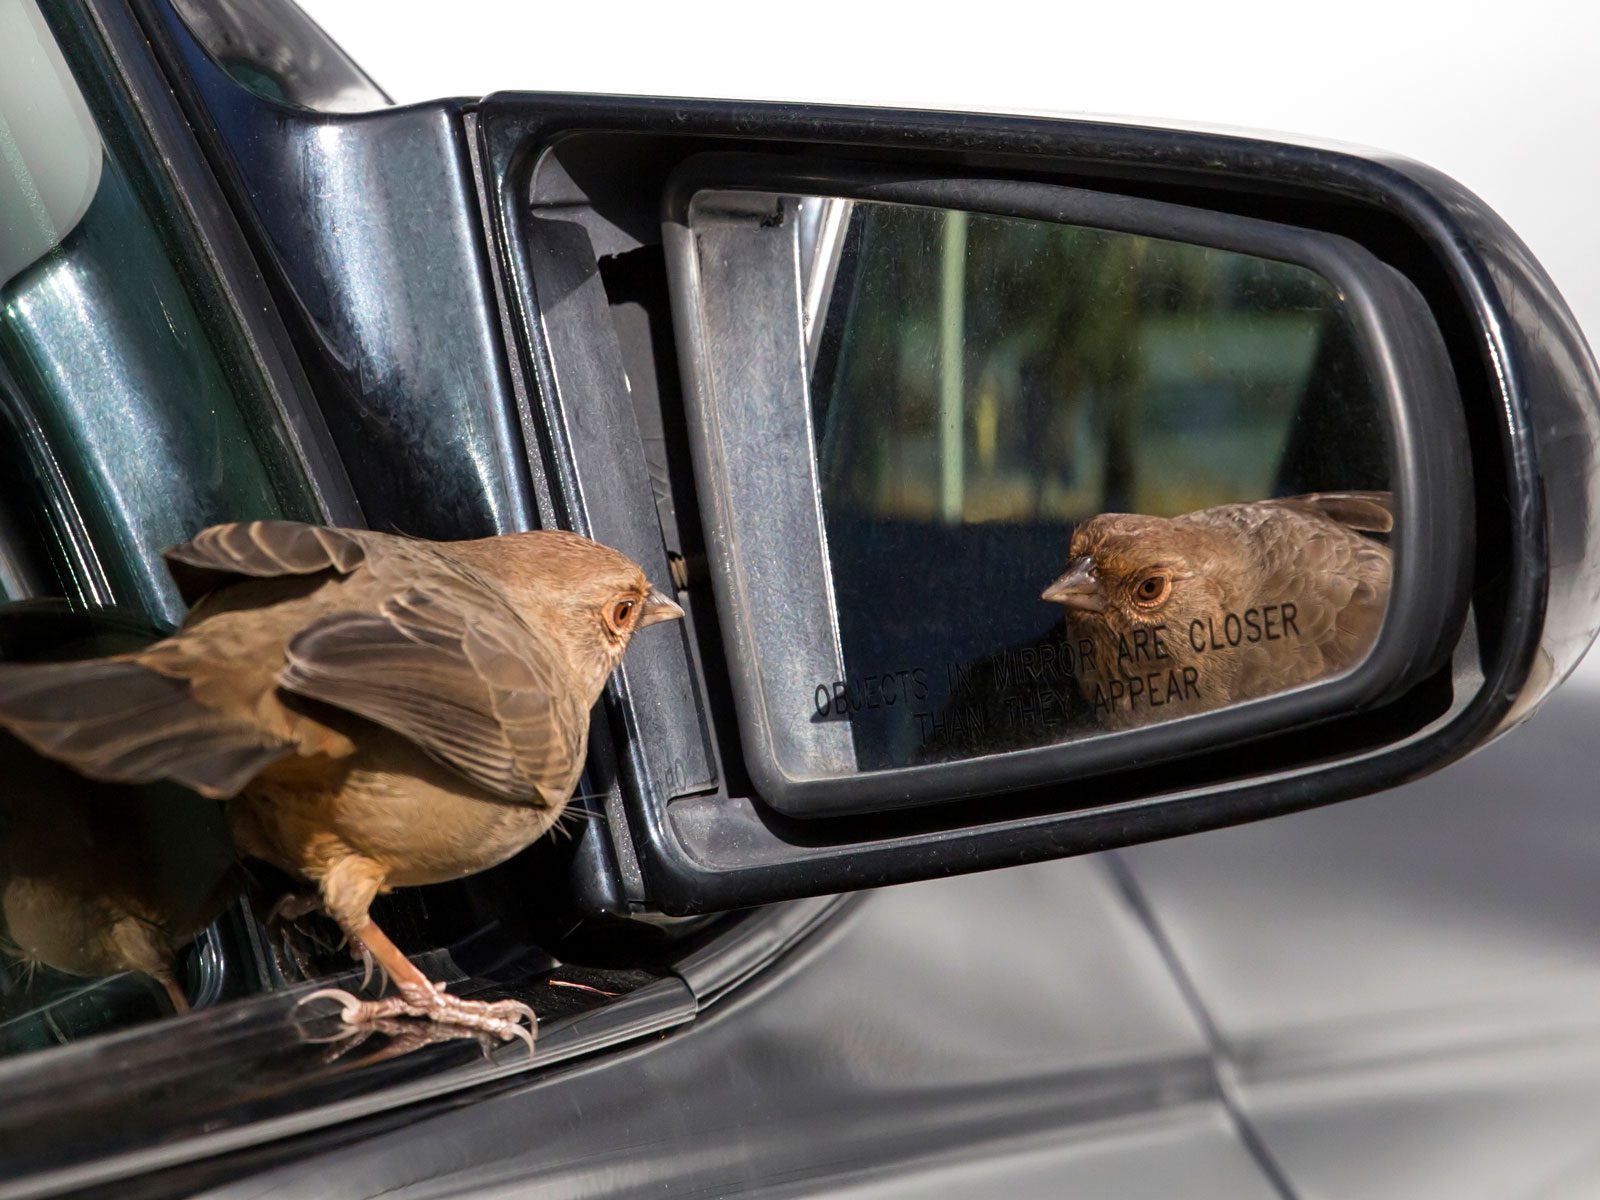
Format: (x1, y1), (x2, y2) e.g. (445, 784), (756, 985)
(298, 981), (536, 1055)
(305, 1016), (501, 1066)
(265, 892), (332, 983)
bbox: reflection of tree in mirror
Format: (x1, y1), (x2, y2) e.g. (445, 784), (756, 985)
(812, 204), (1358, 525)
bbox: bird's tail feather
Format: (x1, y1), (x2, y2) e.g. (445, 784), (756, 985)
(0, 656), (290, 799)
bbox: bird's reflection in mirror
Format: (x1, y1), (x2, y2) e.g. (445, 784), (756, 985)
(1042, 491), (1393, 727)
(718, 191), (1402, 781)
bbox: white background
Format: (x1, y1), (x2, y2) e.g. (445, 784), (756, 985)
(300, 0), (1600, 682)
(299, 0), (1599, 354)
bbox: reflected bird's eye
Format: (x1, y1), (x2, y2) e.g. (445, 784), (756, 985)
(608, 600), (636, 632)
(1135, 575), (1170, 606)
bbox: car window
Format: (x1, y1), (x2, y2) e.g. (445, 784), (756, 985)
(0, 0), (321, 621)
(0, 0), (324, 1051)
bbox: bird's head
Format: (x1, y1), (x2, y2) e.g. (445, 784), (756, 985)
(1042, 512), (1235, 640)
(481, 531), (684, 693)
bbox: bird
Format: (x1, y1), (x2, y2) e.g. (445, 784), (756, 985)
(0, 746), (242, 1019)
(0, 521), (683, 1046)
(1041, 492), (1392, 728)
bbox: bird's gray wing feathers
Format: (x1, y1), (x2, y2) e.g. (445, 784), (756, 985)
(1271, 491), (1394, 534)
(1234, 509), (1391, 694)
(164, 521), (368, 607)
(0, 657), (293, 798)
(278, 574), (584, 806)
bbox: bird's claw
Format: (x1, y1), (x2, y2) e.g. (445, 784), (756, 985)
(265, 893), (332, 983)
(296, 982), (537, 1056)
(355, 945), (391, 994)
(303, 1015), (501, 1065)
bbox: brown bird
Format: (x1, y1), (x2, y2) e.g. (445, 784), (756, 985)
(0, 522), (683, 1044)
(0, 757), (241, 1019)
(1042, 492), (1392, 728)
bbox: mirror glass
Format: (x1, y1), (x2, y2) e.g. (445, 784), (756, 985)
(683, 189), (1394, 792)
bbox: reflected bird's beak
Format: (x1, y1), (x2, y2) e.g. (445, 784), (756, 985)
(639, 588), (686, 627)
(1042, 558), (1105, 613)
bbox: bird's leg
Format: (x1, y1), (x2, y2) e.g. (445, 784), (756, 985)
(156, 970), (189, 1014)
(296, 856), (535, 1050)
(264, 891), (327, 983)
(302, 918), (536, 1051)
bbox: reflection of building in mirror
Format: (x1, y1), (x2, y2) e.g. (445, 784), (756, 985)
(1042, 492), (1392, 727)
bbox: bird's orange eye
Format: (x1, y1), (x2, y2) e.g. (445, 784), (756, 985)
(608, 599), (636, 632)
(1134, 574), (1170, 606)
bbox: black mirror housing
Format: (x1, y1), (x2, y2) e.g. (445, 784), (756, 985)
(472, 96), (1600, 914)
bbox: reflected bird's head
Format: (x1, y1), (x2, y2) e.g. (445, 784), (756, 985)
(1041, 493), (1394, 720)
(1043, 512), (1234, 639)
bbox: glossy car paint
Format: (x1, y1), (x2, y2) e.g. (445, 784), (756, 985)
(152, 5), (535, 543)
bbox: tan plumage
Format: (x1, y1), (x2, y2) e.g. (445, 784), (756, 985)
(0, 521), (683, 1042)
(1043, 492), (1392, 727)
(0, 749), (241, 1015)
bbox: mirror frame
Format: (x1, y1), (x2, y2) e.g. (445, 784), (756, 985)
(665, 154), (1473, 818)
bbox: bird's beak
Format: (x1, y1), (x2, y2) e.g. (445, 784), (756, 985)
(639, 588), (685, 628)
(1042, 557), (1105, 613)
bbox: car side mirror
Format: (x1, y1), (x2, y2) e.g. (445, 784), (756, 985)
(461, 101), (1600, 913)
(146, 0), (1599, 914)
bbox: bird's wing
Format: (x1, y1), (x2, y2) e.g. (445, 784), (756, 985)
(0, 656), (299, 799)
(1269, 491), (1394, 534)
(163, 521), (368, 607)
(0, 523), (386, 799)
(1233, 510), (1392, 693)
(277, 566), (586, 806)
